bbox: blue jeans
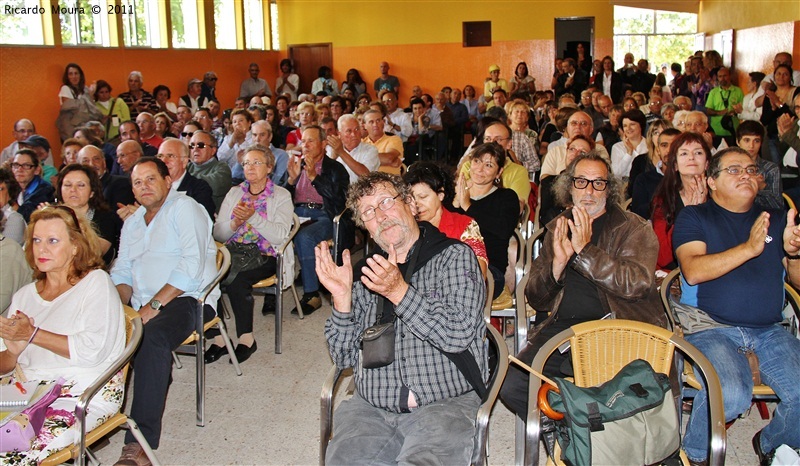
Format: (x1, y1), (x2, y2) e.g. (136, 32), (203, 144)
(325, 392), (480, 465)
(294, 206), (332, 294)
(683, 325), (800, 461)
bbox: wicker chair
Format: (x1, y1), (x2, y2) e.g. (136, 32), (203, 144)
(41, 306), (158, 466)
(660, 267), (800, 420)
(525, 319), (726, 466)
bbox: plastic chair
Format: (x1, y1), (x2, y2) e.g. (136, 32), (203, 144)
(172, 242), (239, 427)
(491, 227), (545, 351)
(320, 292), (508, 466)
(225, 213), (302, 354)
(41, 306), (159, 466)
(524, 319), (726, 466)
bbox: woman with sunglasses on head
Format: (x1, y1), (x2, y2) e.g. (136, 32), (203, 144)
(650, 132), (711, 270)
(0, 206), (125, 464)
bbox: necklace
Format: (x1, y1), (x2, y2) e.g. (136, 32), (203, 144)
(248, 184), (266, 196)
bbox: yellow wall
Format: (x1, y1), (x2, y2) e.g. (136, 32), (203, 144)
(279, 1), (614, 46)
(699, 0), (800, 34)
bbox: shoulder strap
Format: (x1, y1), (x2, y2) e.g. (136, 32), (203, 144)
(438, 347), (487, 399)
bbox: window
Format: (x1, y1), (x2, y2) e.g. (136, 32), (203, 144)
(613, 6), (696, 74)
(243, 0), (265, 50)
(213, 0), (237, 50)
(170, 0), (201, 48)
(0, 0), (48, 45)
(58, 0), (110, 46)
(270, 0), (279, 50)
(121, 0), (163, 48)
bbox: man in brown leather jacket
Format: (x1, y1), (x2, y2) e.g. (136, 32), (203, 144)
(499, 151), (665, 419)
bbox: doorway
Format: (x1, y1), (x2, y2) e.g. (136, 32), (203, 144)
(288, 43), (333, 95)
(554, 17), (595, 67)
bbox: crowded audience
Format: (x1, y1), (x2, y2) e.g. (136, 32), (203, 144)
(2, 47), (800, 465)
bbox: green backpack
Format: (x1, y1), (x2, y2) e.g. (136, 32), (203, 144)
(544, 359), (680, 465)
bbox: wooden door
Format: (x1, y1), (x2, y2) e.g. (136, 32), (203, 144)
(288, 43), (333, 95)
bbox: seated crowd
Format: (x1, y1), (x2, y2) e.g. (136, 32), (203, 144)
(1, 49), (800, 465)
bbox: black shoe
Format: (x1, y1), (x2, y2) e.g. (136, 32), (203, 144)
(261, 297), (276, 315)
(752, 430), (775, 466)
(203, 344), (227, 364)
(231, 341), (257, 364)
(292, 293), (321, 316)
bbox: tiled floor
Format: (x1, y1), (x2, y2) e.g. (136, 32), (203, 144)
(89, 292), (771, 465)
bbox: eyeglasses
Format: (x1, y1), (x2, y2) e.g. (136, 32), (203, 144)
(11, 163), (35, 170)
(14, 129), (34, 135)
(189, 142), (211, 149)
(181, 131), (195, 138)
(572, 177), (608, 191)
(360, 194), (401, 222)
(241, 161), (267, 167)
(568, 120), (592, 128)
(209, 77), (218, 81)
(720, 165), (760, 176)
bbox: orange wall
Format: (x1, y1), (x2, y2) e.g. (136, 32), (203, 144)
(329, 38), (613, 103)
(0, 46), (281, 160)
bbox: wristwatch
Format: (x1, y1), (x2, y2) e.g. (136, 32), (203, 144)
(149, 299), (163, 311)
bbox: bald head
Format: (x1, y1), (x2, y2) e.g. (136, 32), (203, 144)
(116, 140), (144, 174)
(78, 145), (107, 176)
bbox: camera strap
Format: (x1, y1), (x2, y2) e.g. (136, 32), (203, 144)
(373, 224), (488, 399)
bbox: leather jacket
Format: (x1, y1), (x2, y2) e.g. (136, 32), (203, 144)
(526, 203), (667, 342)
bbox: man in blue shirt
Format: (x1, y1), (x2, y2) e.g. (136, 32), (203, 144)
(111, 157), (219, 465)
(673, 147), (800, 465)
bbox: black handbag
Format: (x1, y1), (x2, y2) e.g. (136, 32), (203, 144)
(223, 242), (268, 286)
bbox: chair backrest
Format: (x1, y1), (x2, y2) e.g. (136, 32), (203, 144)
(659, 268), (682, 331)
(73, 306), (143, 463)
(784, 282), (800, 337)
(568, 320), (676, 387)
(203, 243), (231, 305)
(526, 319), (727, 466)
(783, 193), (797, 213)
(472, 322), (509, 465)
(277, 214), (301, 287)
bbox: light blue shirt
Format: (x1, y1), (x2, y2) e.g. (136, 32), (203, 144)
(111, 190), (220, 310)
(270, 144), (289, 187)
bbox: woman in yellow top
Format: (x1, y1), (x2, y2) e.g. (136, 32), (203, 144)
(94, 80), (131, 141)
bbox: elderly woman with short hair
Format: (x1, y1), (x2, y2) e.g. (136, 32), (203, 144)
(210, 144), (293, 364)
